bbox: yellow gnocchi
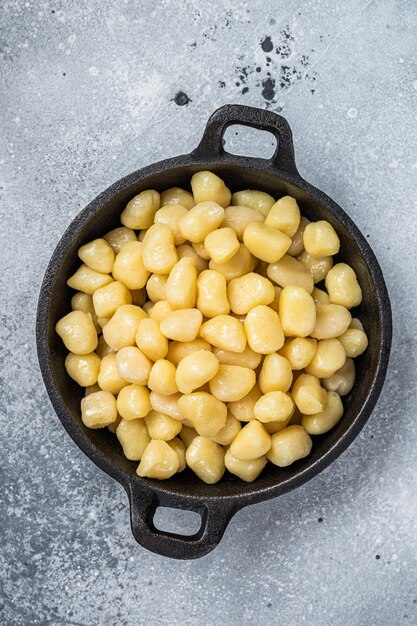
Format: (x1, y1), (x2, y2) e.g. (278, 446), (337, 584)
(57, 173), (367, 483)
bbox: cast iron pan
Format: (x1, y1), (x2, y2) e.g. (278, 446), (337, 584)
(36, 104), (392, 559)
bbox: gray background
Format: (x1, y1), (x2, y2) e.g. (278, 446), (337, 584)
(1, 0), (416, 624)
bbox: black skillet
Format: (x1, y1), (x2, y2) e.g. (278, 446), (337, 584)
(36, 104), (392, 559)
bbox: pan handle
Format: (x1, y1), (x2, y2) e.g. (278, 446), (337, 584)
(127, 482), (239, 559)
(192, 104), (298, 175)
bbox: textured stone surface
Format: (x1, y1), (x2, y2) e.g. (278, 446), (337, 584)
(1, 0), (416, 624)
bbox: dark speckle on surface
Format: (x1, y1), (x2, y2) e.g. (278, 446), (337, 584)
(242, 86), (249, 94)
(173, 91), (191, 106)
(318, 517), (323, 523)
(376, 554), (381, 560)
(282, 28), (294, 41)
(261, 77), (275, 101)
(260, 35), (274, 53)
(275, 27), (294, 58)
(218, 80), (226, 88)
(232, 25), (316, 107)
(280, 65), (303, 89)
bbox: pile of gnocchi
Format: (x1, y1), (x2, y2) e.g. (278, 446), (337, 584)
(55, 171), (368, 484)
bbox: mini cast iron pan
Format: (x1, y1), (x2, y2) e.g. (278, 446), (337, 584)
(36, 104), (392, 560)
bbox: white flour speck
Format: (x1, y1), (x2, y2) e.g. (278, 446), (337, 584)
(347, 108), (358, 119)
(89, 66), (99, 76)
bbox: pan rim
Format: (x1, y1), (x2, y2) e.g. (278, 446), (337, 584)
(36, 150), (392, 507)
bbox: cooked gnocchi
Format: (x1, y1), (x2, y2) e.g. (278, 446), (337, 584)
(56, 173), (367, 483)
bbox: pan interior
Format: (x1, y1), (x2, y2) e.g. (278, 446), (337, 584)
(43, 161), (384, 500)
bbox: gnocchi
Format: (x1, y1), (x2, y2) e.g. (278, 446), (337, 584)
(57, 172), (367, 483)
